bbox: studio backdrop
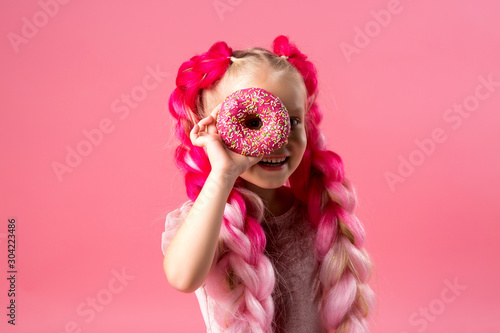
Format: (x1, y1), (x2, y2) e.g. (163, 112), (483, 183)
(1, 0), (499, 332)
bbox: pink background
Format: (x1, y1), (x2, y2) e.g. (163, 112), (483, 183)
(1, 0), (499, 332)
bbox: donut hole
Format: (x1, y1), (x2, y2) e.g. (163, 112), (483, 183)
(243, 114), (263, 130)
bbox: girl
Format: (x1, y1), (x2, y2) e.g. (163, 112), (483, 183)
(161, 35), (374, 333)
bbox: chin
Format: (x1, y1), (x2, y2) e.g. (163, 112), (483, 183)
(257, 181), (286, 189)
(240, 177), (286, 190)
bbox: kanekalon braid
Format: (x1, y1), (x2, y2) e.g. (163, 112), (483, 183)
(205, 187), (276, 332)
(168, 42), (276, 332)
(313, 151), (374, 332)
(273, 35), (374, 332)
(169, 41), (233, 147)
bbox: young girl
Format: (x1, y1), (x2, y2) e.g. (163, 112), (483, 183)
(161, 35), (374, 333)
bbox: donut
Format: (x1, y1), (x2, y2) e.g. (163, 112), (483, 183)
(215, 87), (290, 157)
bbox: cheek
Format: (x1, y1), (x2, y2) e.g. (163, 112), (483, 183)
(287, 133), (307, 168)
(290, 129), (307, 151)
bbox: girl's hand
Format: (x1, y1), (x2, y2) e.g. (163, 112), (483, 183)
(190, 104), (263, 179)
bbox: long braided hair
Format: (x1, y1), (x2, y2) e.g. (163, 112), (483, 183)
(165, 35), (375, 332)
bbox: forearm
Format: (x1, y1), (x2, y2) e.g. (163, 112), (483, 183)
(163, 169), (237, 293)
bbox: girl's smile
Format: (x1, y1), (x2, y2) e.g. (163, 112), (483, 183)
(257, 155), (289, 170)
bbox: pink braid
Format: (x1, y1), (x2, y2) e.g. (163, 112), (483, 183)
(274, 35), (375, 332)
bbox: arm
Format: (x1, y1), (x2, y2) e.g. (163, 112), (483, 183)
(162, 107), (261, 293)
(163, 168), (237, 293)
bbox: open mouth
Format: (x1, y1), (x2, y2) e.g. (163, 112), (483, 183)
(258, 156), (289, 167)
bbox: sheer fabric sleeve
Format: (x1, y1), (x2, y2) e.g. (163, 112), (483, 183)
(161, 200), (194, 256)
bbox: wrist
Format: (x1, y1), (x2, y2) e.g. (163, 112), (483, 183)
(209, 168), (238, 187)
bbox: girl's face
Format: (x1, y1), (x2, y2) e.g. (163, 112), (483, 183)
(227, 67), (308, 190)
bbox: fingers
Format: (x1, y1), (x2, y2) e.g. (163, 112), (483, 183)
(207, 116), (218, 134)
(249, 154), (264, 165)
(190, 115), (217, 147)
(210, 103), (222, 119)
(190, 123), (201, 145)
(191, 103), (223, 146)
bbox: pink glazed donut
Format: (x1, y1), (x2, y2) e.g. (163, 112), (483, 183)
(216, 87), (291, 157)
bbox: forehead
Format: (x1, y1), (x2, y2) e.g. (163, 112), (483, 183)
(228, 69), (307, 116)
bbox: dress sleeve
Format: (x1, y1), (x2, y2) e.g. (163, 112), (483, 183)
(161, 200), (194, 256)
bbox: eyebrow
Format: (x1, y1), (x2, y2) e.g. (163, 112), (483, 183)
(287, 107), (305, 116)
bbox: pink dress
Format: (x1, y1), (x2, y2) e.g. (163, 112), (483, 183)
(161, 197), (324, 333)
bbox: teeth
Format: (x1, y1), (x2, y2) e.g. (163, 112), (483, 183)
(261, 157), (287, 163)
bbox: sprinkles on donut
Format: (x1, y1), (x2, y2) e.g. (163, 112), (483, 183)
(215, 87), (291, 156)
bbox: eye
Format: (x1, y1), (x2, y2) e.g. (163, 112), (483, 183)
(243, 115), (263, 130)
(290, 117), (300, 126)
